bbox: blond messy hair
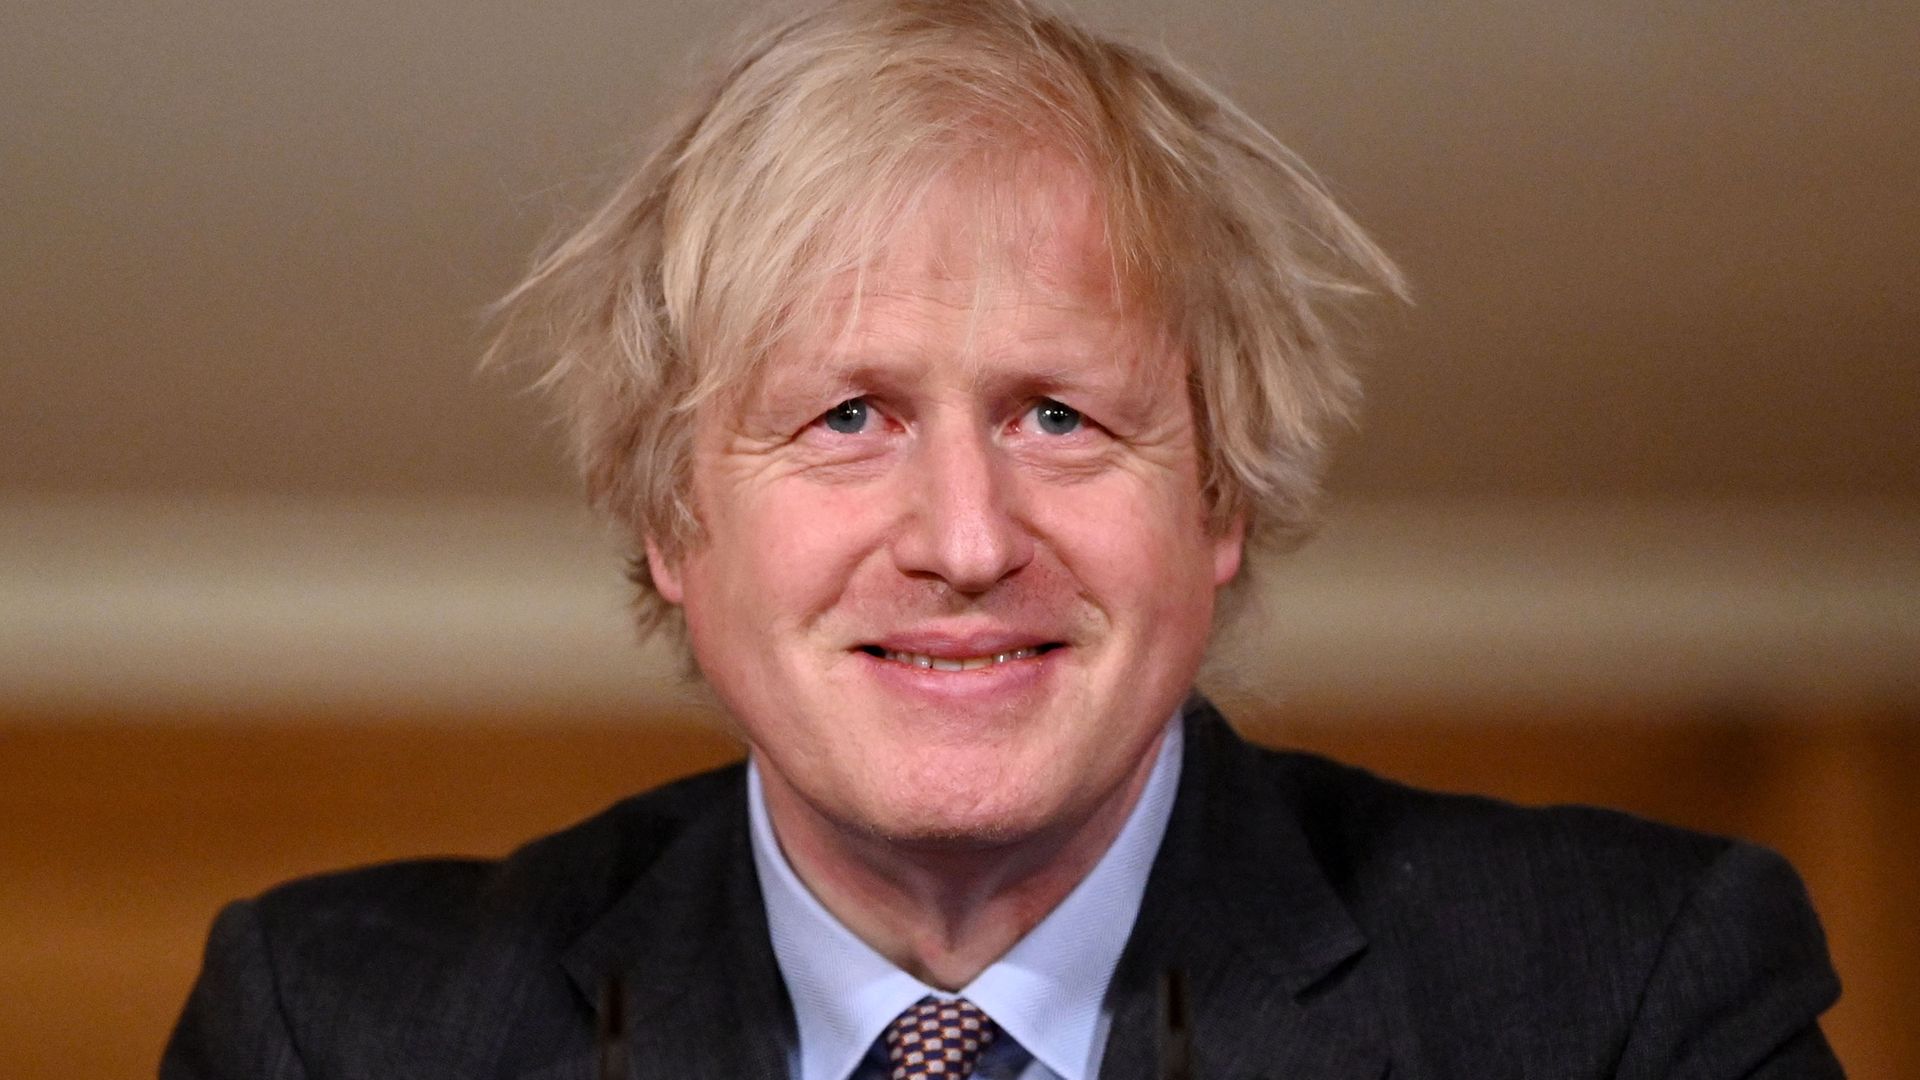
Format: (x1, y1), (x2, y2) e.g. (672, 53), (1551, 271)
(490, 0), (1404, 638)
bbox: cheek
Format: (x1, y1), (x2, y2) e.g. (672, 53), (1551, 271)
(1030, 472), (1216, 584)
(1021, 479), (1221, 656)
(694, 481), (894, 625)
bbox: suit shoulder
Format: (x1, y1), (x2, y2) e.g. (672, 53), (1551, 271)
(230, 760), (745, 1071)
(1257, 744), (1734, 900)
(1236, 745), (1835, 1068)
(1249, 745), (1836, 1070)
(251, 760), (745, 949)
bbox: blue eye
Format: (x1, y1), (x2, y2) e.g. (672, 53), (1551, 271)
(1033, 399), (1081, 435)
(822, 398), (869, 434)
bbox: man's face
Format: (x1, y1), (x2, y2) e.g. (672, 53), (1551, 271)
(651, 173), (1241, 850)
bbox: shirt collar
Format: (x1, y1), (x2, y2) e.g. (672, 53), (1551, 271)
(749, 711), (1184, 1080)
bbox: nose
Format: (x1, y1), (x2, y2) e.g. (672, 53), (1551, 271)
(890, 422), (1034, 594)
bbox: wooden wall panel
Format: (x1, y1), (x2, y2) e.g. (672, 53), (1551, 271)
(2, 714), (1911, 1079)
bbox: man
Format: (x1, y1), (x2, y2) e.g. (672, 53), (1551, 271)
(164, 1), (1842, 1077)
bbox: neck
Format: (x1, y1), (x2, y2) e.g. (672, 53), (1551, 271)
(759, 741), (1163, 990)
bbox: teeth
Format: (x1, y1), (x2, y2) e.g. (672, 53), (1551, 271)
(880, 647), (1040, 669)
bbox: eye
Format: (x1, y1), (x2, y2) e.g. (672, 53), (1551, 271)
(820, 397), (870, 434)
(1030, 398), (1083, 436)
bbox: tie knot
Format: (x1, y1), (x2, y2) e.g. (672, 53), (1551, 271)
(883, 997), (998, 1079)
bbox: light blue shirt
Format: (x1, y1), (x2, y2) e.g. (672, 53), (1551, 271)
(747, 713), (1182, 1080)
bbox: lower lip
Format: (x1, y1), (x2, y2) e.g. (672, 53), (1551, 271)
(854, 648), (1062, 703)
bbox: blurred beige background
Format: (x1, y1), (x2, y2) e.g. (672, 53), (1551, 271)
(4, 1), (1916, 503)
(2, 1), (1915, 1077)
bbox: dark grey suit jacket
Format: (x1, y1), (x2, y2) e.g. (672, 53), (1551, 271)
(163, 700), (1844, 1079)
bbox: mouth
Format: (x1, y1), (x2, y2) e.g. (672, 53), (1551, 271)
(856, 643), (1065, 671)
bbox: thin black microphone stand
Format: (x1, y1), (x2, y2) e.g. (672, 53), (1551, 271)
(597, 975), (629, 1080)
(1158, 966), (1196, 1080)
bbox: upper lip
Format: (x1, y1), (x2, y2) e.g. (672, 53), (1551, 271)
(861, 629), (1062, 658)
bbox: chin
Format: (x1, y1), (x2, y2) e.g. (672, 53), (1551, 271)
(845, 757), (1083, 851)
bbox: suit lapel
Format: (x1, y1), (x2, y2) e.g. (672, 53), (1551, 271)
(522, 781), (793, 1080)
(515, 699), (1384, 1080)
(1099, 700), (1388, 1080)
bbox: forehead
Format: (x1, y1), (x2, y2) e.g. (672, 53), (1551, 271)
(873, 159), (1118, 304)
(769, 162), (1166, 372)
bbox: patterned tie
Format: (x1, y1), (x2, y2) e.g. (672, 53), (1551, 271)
(883, 996), (998, 1079)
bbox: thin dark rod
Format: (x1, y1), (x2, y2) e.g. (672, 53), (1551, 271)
(597, 975), (629, 1080)
(1159, 966), (1195, 1080)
